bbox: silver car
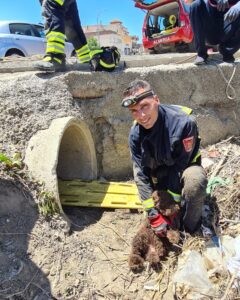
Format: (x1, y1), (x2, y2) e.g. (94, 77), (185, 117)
(0, 21), (74, 58)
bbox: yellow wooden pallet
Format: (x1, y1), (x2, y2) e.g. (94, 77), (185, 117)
(59, 179), (142, 209)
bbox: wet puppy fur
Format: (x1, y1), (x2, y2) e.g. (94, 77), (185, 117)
(128, 190), (180, 273)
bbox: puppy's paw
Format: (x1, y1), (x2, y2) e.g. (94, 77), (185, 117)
(128, 254), (145, 273)
(166, 229), (180, 244)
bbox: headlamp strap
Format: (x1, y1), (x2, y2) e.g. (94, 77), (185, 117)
(134, 90), (154, 102)
(122, 89), (154, 107)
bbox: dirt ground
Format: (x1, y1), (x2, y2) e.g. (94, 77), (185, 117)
(1, 137), (240, 300)
(0, 177), (174, 300)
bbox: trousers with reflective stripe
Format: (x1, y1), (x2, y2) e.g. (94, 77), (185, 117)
(75, 44), (91, 63)
(41, 0), (88, 55)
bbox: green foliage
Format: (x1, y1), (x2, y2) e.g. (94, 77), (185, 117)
(87, 37), (100, 50)
(0, 152), (22, 169)
(38, 189), (59, 216)
(0, 151), (58, 216)
(12, 153), (22, 168)
(0, 153), (13, 167)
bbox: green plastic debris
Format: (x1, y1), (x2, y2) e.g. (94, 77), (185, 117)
(207, 176), (231, 194)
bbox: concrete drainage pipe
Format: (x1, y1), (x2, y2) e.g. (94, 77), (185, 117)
(25, 117), (97, 214)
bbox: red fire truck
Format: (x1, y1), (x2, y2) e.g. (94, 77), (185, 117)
(134, 0), (195, 53)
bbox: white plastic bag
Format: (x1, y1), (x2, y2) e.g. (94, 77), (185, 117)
(227, 236), (240, 278)
(173, 250), (216, 299)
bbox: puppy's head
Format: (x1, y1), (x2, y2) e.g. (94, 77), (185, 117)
(152, 190), (180, 217)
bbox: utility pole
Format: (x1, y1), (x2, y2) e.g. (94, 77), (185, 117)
(96, 10), (106, 46)
(97, 14), (100, 46)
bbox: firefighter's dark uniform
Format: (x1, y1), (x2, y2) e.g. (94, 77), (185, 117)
(190, 0), (240, 61)
(129, 104), (207, 232)
(40, 0), (90, 63)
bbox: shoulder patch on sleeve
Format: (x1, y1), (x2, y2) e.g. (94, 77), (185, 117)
(182, 136), (194, 152)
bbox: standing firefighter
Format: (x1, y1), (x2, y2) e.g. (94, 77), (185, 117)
(190, 0), (240, 65)
(35, 0), (121, 72)
(35, 0), (91, 71)
(122, 79), (208, 235)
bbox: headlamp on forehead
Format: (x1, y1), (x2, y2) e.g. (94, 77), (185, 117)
(121, 90), (155, 108)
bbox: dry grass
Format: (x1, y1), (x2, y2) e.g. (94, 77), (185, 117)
(172, 137), (240, 300)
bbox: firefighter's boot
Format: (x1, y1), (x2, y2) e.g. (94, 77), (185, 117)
(33, 53), (66, 72)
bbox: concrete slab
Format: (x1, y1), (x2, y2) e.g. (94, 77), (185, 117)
(1, 54), (240, 193)
(123, 52), (239, 67)
(1, 51), (239, 73)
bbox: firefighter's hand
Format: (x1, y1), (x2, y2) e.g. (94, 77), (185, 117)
(217, 0), (229, 11)
(152, 190), (160, 210)
(224, 2), (240, 21)
(166, 229), (180, 244)
(148, 209), (168, 236)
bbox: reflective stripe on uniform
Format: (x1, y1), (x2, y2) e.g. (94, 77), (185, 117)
(47, 36), (65, 44)
(46, 43), (65, 54)
(47, 42), (64, 50)
(42, 56), (63, 64)
(53, 0), (65, 5)
(181, 106), (192, 115)
(46, 31), (65, 41)
(142, 198), (154, 210)
(76, 44), (90, 56)
(76, 44), (91, 63)
(78, 53), (91, 63)
(173, 105), (192, 115)
(191, 151), (201, 163)
(167, 190), (181, 203)
(46, 31), (65, 54)
(90, 49), (103, 58)
(99, 59), (115, 69)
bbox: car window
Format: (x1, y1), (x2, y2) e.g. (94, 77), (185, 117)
(135, 0), (159, 5)
(33, 25), (45, 38)
(9, 23), (35, 37)
(148, 14), (155, 27)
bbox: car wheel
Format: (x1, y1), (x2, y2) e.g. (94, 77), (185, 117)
(153, 46), (174, 54)
(5, 49), (25, 57)
(148, 48), (157, 55)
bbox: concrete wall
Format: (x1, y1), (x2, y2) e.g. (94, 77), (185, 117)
(0, 62), (239, 180)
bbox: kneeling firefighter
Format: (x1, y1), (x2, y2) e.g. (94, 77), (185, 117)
(35, 0), (120, 72)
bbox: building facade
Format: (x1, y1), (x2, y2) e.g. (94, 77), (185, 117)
(83, 20), (138, 55)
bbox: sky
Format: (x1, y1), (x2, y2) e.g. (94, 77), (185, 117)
(0, 0), (146, 39)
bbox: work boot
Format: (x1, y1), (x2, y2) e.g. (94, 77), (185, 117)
(194, 55), (208, 65)
(219, 45), (235, 63)
(222, 54), (235, 63)
(33, 53), (66, 72)
(201, 204), (215, 238)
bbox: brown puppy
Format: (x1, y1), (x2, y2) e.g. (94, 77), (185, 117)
(128, 190), (180, 272)
(128, 219), (167, 273)
(152, 190), (180, 244)
(152, 190), (180, 217)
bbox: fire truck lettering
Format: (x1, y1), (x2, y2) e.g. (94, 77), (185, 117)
(153, 37), (170, 44)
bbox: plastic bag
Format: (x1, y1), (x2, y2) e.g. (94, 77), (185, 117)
(173, 250), (216, 299)
(227, 236), (240, 278)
